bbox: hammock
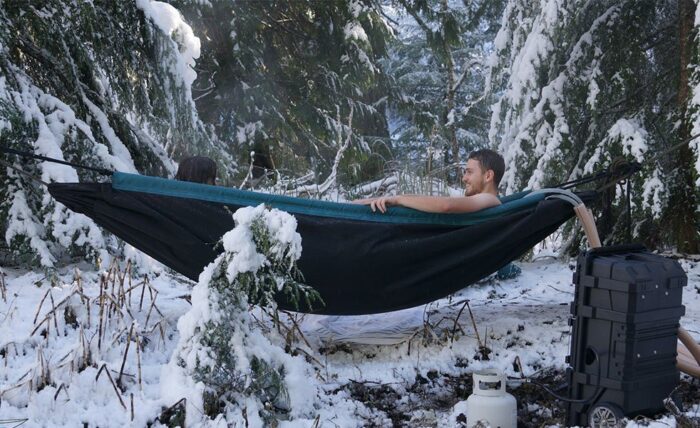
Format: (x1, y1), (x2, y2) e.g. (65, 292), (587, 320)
(48, 172), (594, 315)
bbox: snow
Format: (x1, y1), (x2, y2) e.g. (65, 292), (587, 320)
(164, 205), (327, 425)
(0, 76), (9, 132)
(642, 169), (665, 219)
(135, 0), (201, 92)
(344, 22), (369, 42)
(3, 182), (54, 267)
(586, 59), (602, 109)
(348, 0), (368, 19)
(0, 74), (136, 266)
(1, 254), (698, 426)
(236, 121), (263, 144)
(583, 118), (648, 175)
(82, 98), (137, 173)
(490, 2), (623, 193)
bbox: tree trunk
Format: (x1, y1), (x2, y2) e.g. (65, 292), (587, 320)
(667, 0), (700, 253)
(441, 0), (459, 181)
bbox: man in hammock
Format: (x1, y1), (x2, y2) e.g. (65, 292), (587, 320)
(354, 149), (504, 213)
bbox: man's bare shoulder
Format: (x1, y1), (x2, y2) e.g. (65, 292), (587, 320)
(441, 192), (501, 213)
(464, 192), (501, 210)
(468, 192), (501, 204)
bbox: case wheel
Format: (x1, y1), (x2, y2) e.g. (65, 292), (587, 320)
(588, 403), (624, 428)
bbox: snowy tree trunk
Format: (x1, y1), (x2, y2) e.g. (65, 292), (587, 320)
(668, 0), (700, 253)
(441, 0), (459, 177)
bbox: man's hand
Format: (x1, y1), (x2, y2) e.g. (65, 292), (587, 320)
(352, 196), (399, 213)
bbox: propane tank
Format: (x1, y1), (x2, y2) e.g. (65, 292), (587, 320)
(466, 370), (517, 428)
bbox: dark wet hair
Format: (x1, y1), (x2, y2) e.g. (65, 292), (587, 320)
(468, 149), (505, 186)
(175, 156), (217, 185)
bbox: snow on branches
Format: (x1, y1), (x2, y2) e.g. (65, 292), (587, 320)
(163, 205), (321, 425)
(0, 0), (234, 267)
(486, 0), (697, 247)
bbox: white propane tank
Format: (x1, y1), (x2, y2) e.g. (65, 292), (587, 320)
(466, 370), (517, 428)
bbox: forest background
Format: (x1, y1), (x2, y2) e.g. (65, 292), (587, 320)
(1, 0), (700, 272)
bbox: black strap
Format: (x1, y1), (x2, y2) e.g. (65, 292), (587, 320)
(0, 158), (48, 186)
(649, 132), (700, 163)
(553, 160), (641, 191)
(554, 132), (700, 191)
(0, 145), (113, 176)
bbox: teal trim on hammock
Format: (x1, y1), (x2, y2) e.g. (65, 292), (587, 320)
(112, 172), (542, 226)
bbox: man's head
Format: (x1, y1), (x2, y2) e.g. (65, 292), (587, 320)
(462, 149), (505, 196)
(175, 156), (218, 185)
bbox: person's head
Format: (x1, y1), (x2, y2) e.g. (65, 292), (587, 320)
(175, 156), (217, 185)
(462, 149), (505, 196)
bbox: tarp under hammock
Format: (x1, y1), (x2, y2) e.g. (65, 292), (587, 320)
(48, 172), (593, 315)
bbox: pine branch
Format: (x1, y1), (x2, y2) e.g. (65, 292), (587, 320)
(288, 104), (354, 197)
(397, 0), (433, 35)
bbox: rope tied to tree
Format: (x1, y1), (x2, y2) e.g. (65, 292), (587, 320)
(554, 131), (700, 192)
(0, 145), (113, 178)
(552, 132), (700, 245)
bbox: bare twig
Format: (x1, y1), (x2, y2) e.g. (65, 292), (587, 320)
(465, 300), (483, 348)
(159, 398), (187, 422)
(35, 346), (51, 391)
(293, 346), (324, 370)
(146, 279), (154, 303)
(53, 383), (69, 401)
(0, 418), (29, 428)
(280, 310), (312, 349)
(98, 274), (106, 350)
(123, 278), (146, 297)
(513, 355), (525, 377)
(117, 323), (135, 389)
(451, 300), (470, 344)
(95, 363), (126, 409)
(31, 293), (74, 336)
(664, 392), (694, 426)
(48, 291), (59, 335)
(144, 289), (162, 329)
(239, 150), (256, 189)
(157, 322), (165, 349)
(136, 334), (142, 390)
(80, 327), (91, 370)
(288, 104), (355, 197)
(102, 293), (127, 323)
(0, 269), (7, 302)
(123, 263), (131, 307)
(73, 268), (84, 302)
(33, 288), (51, 325)
(107, 260), (118, 300)
(44, 317), (50, 344)
(109, 326), (131, 348)
(138, 276), (147, 311)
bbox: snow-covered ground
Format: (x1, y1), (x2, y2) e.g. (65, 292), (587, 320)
(0, 255), (698, 427)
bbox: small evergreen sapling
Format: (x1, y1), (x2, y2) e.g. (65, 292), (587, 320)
(165, 204), (322, 426)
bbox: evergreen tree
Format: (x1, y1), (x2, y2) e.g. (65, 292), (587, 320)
(384, 0), (502, 186)
(0, 1), (235, 267)
(167, 205), (321, 425)
(488, 0), (700, 251)
(173, 0), (393, 189)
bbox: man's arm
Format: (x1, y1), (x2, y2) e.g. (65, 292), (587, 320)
(353, 193), (501, 214)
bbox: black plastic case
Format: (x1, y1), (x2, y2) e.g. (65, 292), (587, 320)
(566, 245), (687, 427)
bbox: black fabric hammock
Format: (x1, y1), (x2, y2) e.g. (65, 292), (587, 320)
(48, 172), (594, 315)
